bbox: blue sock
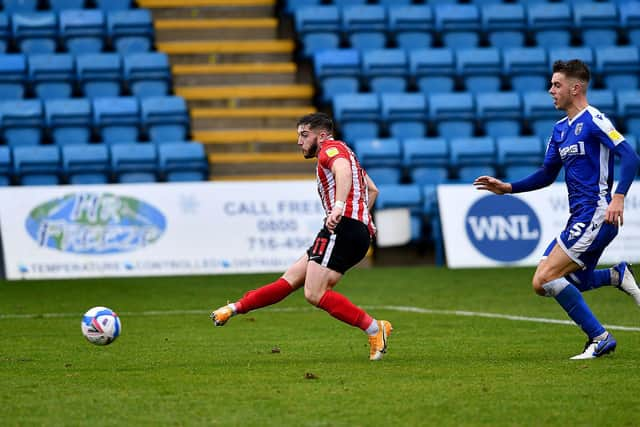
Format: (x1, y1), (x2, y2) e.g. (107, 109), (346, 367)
(567, 269), (612, 292)
(555, 282), (606, 339)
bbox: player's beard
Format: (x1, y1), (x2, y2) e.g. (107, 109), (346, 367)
(303, 139), (319, 159)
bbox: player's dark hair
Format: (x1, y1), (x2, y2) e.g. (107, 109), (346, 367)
(552, 59), (590, 84)
(297, 112), (334, 134)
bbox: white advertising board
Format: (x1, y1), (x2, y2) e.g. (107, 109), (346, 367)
(438, 183), (640, 268)
(0, 181), (324, 280)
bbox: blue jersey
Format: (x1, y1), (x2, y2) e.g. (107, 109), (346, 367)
(543, 106), (626, 214)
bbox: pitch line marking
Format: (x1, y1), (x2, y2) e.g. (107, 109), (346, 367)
(1, 305), (639, 332)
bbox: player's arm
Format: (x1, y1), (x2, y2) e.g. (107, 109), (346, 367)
(326, 157), (352, 231)
(365, 173), (378, 210)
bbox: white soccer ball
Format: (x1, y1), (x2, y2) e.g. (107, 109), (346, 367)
(81, 306), (121, 345)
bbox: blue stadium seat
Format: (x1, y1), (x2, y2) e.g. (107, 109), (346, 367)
(284, 0), (322, 16)
(12, 12), (58, 54)
(574, 2), (619, 47)
(295, 6), (340, 58)
(366, 167), (401, 185)
(528, 3), (572, 48)
(589, 89), (617, 122)
(361, 49), (407, 93)
(141, 96), (189, 143)
(388, 6), (434, 50)
(313, 49), (360, 104)
(434, 4), (481, 48)
(617, 90), (640, 136)
(595, 46), (640, 91)
(342, 5), (387, 51)
(476, 91), (522, 137)
(376, 0), (411, 5)
(95, 0), (132, 10)
(481, 4), (526, 48)
(523, 91), (564, 139)
(375, 184), (423, 242)
(429, 92), (475, 138)
(456, 47), (502, 93)
(110, 143), (157, 183)
(0, 145), (10, 185)
(449, 136), (497, 182)
(13, 145), (60, 185)
(0, 13), (9, 53)
(59, 9), (105, 55)
(403, 137), (449, 185)
(548, 47), (594, 70)
(77, 53), (122, 98)
(0, 99), (43, 147)
(4, 0), (37, 13)
(409, 48), (456, 94)
(28, 54), (74, 99)
(503, 47), (548, 92)
(410, 167), (449, 186)
(380, 92), (427, 139)
(158, 142), (208, 182)
(49, 0), (86, 12)
(93, 96), (140, 143)
(332, 93), (380, 142)
(107, 9), (154, 54)
(0, 54), (27, 98)
(496, 136), (543, 181)
(620, 1), (640, 45)
(62, 144), (111, 185)
(45, 98), (92, 145)
(123, 52), (171, 98)
(353, 138), (402, 170)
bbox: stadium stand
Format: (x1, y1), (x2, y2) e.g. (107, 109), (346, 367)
(313, 49), (360, 104)
(28, 54), (75, 99)
(13, 145), (60, 186)
(0, 145), (10, 186)
(123, 52), (172, 98)
(59, 9), (106, 54)
(158, 142), (209, 182)
(388, 6), (433, 50)
(0, 53), (26, 98)
(449, 136), (497, 183)
(45, 98), (92, 145)
(76, 53), (123, 98)
(342, 5), (387, 51)
(12, 12), (58, 54)
(141, 96), (190, 143)
(380, 92), (427, 139)
(361, 49), (408, 94)
(110, 143), (157, 183)
(0, 99), (44, 147)
(62, 144), (111, 185)
(93, 96), (140, 143)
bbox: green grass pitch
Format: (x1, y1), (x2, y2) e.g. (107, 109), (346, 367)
(2, 266), (640, 426)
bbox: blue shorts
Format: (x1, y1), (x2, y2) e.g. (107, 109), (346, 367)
(543, 203), (618, 272)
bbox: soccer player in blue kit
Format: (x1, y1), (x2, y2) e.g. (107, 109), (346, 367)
(474, 59), (640, 359)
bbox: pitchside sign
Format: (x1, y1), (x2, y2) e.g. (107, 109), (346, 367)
(438, 183), (640, 268)
(0, 181), (324, 280)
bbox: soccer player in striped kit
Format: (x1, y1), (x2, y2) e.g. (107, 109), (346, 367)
(475, 59), (640, 359)
(210, 112), (392, 361)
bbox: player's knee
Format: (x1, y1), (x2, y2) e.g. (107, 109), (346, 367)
(304, 287), (322, 306)
(532, 272), (553, 296)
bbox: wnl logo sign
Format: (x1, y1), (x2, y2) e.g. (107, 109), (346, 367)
(465, 195), (541, 262)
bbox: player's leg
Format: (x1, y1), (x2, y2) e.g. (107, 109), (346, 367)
(210, 255), (306, 326)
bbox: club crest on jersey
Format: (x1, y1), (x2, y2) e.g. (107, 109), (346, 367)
(325, 147), (339, 158)
(574, 122), (583, 136)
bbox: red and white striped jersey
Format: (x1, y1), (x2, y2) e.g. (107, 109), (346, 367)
(316, 139), (376, 236)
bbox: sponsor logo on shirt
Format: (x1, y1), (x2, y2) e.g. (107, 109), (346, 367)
(559, 141), (586, 159)
(607, 129), (624, 143)
(325, 147), (339, 158)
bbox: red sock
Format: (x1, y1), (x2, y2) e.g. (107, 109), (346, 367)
(235, 277), (294, 314)
(317, 290), (373, 331)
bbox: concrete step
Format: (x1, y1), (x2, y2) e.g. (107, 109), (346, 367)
(208, 152), (315, 178)
(155, 18), (278, 42)
(172, 62), (298, 86)
(213, 173), (315, 181)
(139, 0), (276, 19)
(178, 84), (314, 108)
(158, 39), (294, 64)
(194, 128), (293, 144)
(191, 106), (315, 129)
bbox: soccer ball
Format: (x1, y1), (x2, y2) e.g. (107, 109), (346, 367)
(81, 306), (121, 345)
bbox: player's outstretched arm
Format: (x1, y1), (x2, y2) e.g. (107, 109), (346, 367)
(473, 176), (512, 195)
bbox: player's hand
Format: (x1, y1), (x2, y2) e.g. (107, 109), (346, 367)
(473, 176), (512, 195)
(605, 194), (625, 226)
(326, 208), (343, 233)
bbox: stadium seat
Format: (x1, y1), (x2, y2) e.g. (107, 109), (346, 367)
(0, 145), (10, 186)
(588, 89), (616, 122)
(496, 136), (544, 180)
(0, 54), (27, 98)
(481, 4), (526, 48)
(548, 47), (594, 70)
(158, 142), (209, 182)
(45, 98), (92, 145)
(409, 48), (456, 95)
(140, 96), (189, 143)
(332, 93), (381, 142)
(0, 99), (43, 147)
(527, 3), (572, 48)
(429, 92), (475, 138)
(110, 143), (157, 183)
(434, 4), (481, 48)
(366, 167), (401, 185)
(342, 5), (387, 51)
(59, 9), (106, 55)
(410, 167), (449, 186)
(28, 54), (75, 99)
(93, 96), (140, 143)
(49, 0), (86, 12)
(523, 91), (564, 139)
(617, 90), (640, 136)
(620, 1), (640, 45)
(0, 13), (9, 53)
(361, 49), (408, 94)
(449, 136), (497, 182)
(62, 144), (111, 185)
(76, 53), (122, 98)
(294, 6), (340, 58)
(375, 183), (423, 242)
(12, 12), (58, 54)
(353, 138), (402, 169)
(123, 52), (172, 98)
(13, 145), (60, 185)
(388, 6), (434, 50)
(476, 91), (522, 137)
(595, 46), (640, 91)
(403, 137), (449, 185)
(380, 92), (427, 139)
(456, 47), (502, 93)
(4, 0), (37, 13)
(313, 49), (360, 104)
(107, 9), (154, 54)
(503, 47), (548, 92)
(573, 2), (619, 47)
(95, 0), (132, 10)
(284, 0), (322, 16)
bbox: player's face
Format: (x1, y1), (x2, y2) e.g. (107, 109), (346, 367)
(548, 72), (574, 111)
(297, 124), (325, 159)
